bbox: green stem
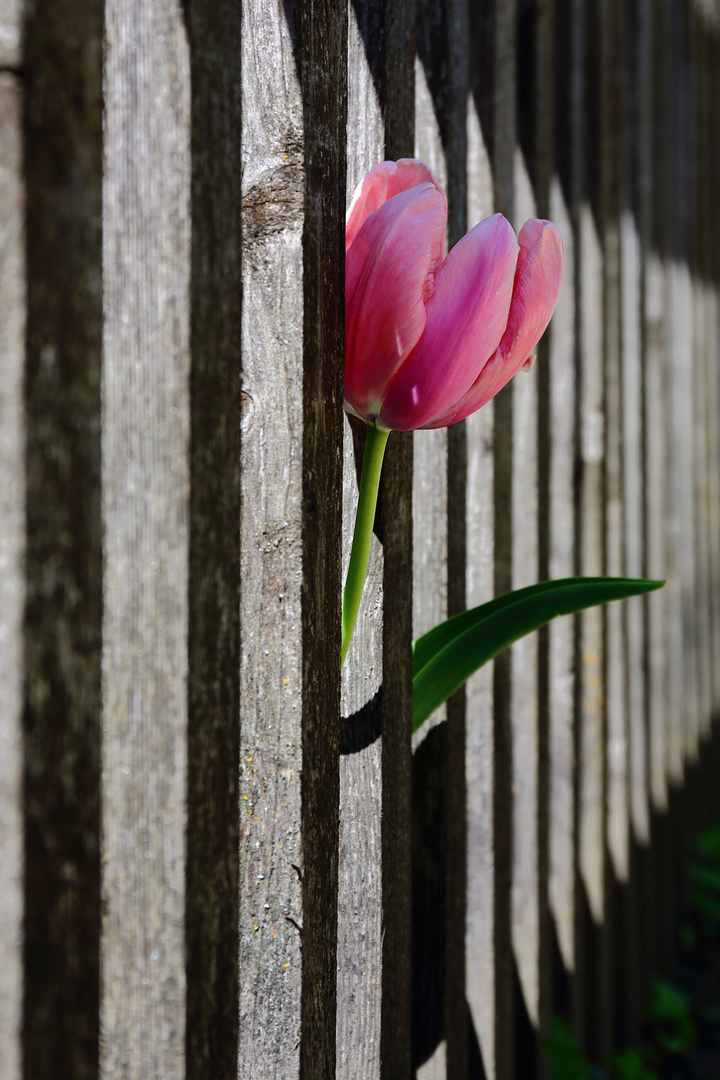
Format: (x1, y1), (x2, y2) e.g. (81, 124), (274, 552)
(341, 422), (391, 665)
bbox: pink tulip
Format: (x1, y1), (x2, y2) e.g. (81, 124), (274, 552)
(344, 159), (564, 431)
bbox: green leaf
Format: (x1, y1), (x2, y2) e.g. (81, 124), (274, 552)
(541, 1016), (589, 1080)
(694, 824), (720, 861)
(689, 863), (720, 892)
(648, 980), (696, 1053)
(412, 577), (664, 733)
(605, 1049), (658, 1080)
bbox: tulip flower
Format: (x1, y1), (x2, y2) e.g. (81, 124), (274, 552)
(341, 159), (564, 663)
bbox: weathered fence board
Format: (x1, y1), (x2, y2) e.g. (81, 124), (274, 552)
(0, 67), (23, 1080)
(464, 1), (497, 1069)
(3, 2), (720, 1078)
(239, 4), (306, 1076)
(548, 0), (578, 988)
(102, 2), (190, 1073)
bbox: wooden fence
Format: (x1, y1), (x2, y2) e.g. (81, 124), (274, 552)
(1, 0), (720, 1076)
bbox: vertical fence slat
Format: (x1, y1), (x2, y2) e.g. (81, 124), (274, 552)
(512, 0), (543, 1041)
(238, 4), (305, 1073)
(412, 3), (449, 1076)
(379, 5), (416, 1074)
(602, 0), (629, 898)
(239, 1), (347, 1075)
(547, 0), (579, 997)
(691, 6), (713, 755)
(23, 1), (104, 1075)
(337, 4), (385, 1075)
(464, 1), (497, 1072)
(641, 0), (669, 820)
(575, 0), (606, 1051)
(534, 0), (557, 1052)
(548, 0), (578, 988)
(706, 12), (720, 729)
(0, 65), (23, 1080)
(666, 0), (698, 773)
(444, 0), (470, 1074)
(338, 5), (415, 1076)
(101, 2), (190, 1073)
(620, 0), (649, 1042)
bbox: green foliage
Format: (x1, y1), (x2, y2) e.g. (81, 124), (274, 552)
(693, 823), (720, 862)
(605, 1049), (658, 1080)
(689, 823), (720, 924)
(648, 980), (696, 1054)
(541, 1017), (589, 1080)
(411, 577), (664, 732)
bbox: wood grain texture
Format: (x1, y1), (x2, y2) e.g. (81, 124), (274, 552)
(0, 73), (23, 1080)
(412, 3), (449, 1076)
(378, 7), (415, 1077)
(600, 0), (629, 889)
(548, 0), (577, 973)
(101, 2), (190, 1076)
(640, 0), (669, 816)
(23, 0), (104, 1074)
(621, 48), (651, 851)
(444, 0), (470, 1072)
(337, 5), (384, 1076)
(238, 4), (305, 1075)
(690, 7), (713, 751)
(464, 31), (496, 1073)
(512, 115), (541, 1042)
(459, 37), (499, 1080)
(184, 2), (242, 1074)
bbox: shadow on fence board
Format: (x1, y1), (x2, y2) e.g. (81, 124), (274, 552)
(1, 0), (720, 1078)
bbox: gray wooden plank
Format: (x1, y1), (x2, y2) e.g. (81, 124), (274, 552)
(530, 0), (558, 1056)
(0, 0), (20, 67)
(239, 1), (346, 1074)
(101, 1), (190, 1075)
(337, 5), (385, 1076)
(577, 196), (605, 928)
(378, 7), (415, 1075)
(639, 0), (669, 818)
(573, 0), (606, 1050)
(601, 0), (629, 893)
(23, 0), (104, 1074)
(444, 0), (470, 1074)
(464, 21), (497, 1069)
(238, 6), (306, 1075)
(622, 215), (648, 846)
(547, 0), (579, 992)
(547, 163), (577, 977)
(183, 2), (242, 1073)
(238, 0), (306, 1059)
(490, 0), (516, 1073)
(691, 10), (713, 749)
(0, 73), (23, 1080)
(337, 6), (415, 1077)
(511, 128), (541, 1044)
(412, 6), (450, 1077)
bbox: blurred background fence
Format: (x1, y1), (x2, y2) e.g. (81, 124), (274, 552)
(1, 0), (720, 1076)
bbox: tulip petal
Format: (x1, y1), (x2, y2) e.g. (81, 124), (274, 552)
(345, 182), (447, 423)
(346, 159), (447, 250)
(423, 219), (564, 428)
(378, 214), (518, 431)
